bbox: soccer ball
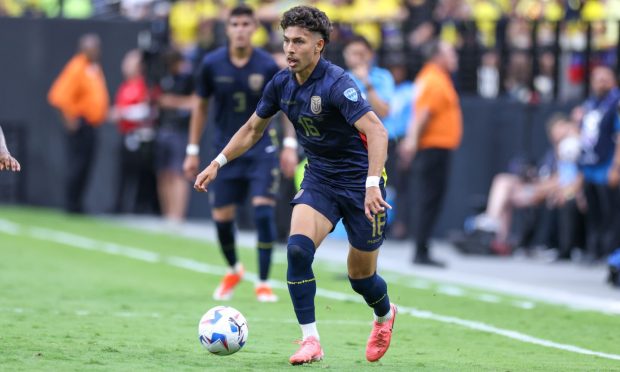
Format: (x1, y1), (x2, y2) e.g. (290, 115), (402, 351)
(198, 306), (248, 356)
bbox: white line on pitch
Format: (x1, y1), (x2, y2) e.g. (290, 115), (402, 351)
(2, 220), (620, 362)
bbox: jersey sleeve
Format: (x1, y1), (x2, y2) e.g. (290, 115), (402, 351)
(194, 58), (213, 98)
(256, 76), (280, 119)
(329, 75), (372, 126)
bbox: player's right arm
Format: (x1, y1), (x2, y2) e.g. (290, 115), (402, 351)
(194, 113), (272, 192)
(183, 94), (209, 179)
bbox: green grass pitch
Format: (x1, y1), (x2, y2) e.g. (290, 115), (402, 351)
(1, 207), (619, 371)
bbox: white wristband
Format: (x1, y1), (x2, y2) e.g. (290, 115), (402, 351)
(283, 137), (298, 150)
(186, 144), (200, 156)
(366, 176), (380, 188)
(213, 153), (228, 168)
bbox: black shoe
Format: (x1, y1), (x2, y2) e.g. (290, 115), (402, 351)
(413, 256), (446, 268)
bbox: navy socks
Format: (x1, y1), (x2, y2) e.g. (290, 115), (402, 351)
(254, 205), (276, 281)
(349, 272), (391, 317)
(286, 234), (316, 324)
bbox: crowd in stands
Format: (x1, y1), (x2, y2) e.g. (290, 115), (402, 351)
(4, 0), (620, 103)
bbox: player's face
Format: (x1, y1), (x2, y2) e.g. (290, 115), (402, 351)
(283, 26), (323, 74)
(227, 15), (256, 49)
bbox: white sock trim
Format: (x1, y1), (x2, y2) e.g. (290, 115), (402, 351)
(300, 322), (319, 340)
(228, 262), (243, 274)
(374, 308), (393, 323)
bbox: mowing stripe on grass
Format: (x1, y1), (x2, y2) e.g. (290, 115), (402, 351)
(2, 220), (620, 362)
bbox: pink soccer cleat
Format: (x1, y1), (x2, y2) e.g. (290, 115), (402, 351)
(289, 336), (324, 365)
(366, 303), (397, 362)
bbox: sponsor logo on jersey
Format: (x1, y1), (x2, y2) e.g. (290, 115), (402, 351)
(344, 87), (358, 102)
(310, 96), (322, 114)
(248, 74), (265, 91)
(215, 76), (234, 83)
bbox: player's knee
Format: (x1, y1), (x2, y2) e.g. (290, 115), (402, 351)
(287, 234), (315, 269)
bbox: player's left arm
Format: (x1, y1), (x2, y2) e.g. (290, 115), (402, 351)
(194, 113), (272, 192)
(354, 111), (392, 221)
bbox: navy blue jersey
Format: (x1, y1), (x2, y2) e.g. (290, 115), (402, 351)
(256, 58), (373, 189)
(196, 47), (279, 158)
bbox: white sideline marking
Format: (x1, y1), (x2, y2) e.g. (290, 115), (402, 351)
(512, 300), (536, 310)
(0, 219), (20, 235)
(436, 285), (465, 297)
(2, 220), (620, 362)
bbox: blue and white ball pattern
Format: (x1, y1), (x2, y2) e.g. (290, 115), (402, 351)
(198, 306), (248, 356)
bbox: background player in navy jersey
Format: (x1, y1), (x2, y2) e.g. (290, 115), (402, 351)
(183, 4), (298, 303)
(193, 5), (396, 365)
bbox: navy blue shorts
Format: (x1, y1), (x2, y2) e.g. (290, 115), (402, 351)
(291, 180), (387, 251)
(210, 154), (279, 208)
(155, 129), (187, 174)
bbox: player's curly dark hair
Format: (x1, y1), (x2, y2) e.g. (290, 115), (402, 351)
(280, 6), (332, 45)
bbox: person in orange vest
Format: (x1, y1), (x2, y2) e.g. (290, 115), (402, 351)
(0, 125), (20, 172)
(48, 33), (109, 213)
(399, 40), (463, 268)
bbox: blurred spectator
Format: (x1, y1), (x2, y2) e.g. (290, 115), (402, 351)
(504, 51), (532, 102)
(477, 49), (499, 98)
(48, 34), (109, 214)
(549, 119), (586, 260)
(343, 35), (394, 118)
(533, 49), (555, 102)
(470, 114), (576, 255)
(110, 49), (159, 215)
(398, 40), (462, 267)
(0, 126), (21, 172)
(382, 53), (415, 239)
(577, 66), (620, 262)
(348, 0), (403, 50)
(470, 0), (503, 49)
(154, 49), (194, 222)
(168, 0), (222, 52)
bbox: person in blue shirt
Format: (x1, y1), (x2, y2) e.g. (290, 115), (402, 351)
(343, 35), (395, 119)
(193, 5), (397, 366)
(183, 5), (298, 303)
(577, 66), (620, 261)
(382, 54), (415, 239)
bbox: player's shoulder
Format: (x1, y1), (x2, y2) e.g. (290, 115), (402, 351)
(323, 59), (348, 83)
(269, 67), (292, 86)
(252, 47), (276, 62)
(321, 60), (356, 95)
(201, 47), (228, 66)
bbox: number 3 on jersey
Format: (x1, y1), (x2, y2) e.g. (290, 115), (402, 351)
(298, 116), (320, 137)
(232, 91), (246, 112)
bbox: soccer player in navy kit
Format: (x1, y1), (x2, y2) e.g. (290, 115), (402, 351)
(194, 5), (397, 365)
(184, 5), (298, 303)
